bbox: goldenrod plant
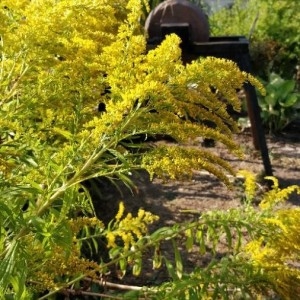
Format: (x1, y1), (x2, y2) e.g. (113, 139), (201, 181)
(104, 172), (300, 300)
(1, 0), (293, 298)
(120, 172), (300, 300)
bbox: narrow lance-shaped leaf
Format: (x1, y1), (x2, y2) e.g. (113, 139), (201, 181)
(185, 227), (194, 252)
(8, 258), (27, 299)
(153, 245), (162, 269)
(223, 224), (232, 250)
(164, 257), (177, 280)
(0, 240), (19, 290)
(173, 240), (183, 279)
(196, 227), (206, 255)
(119, 256), (127, 278)
(280, 93), (299, 107)
(132, 255), (142, 276)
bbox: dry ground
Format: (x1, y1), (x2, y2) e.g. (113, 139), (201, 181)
(91, 122), (300, 292)
(122, 122), (300, 224)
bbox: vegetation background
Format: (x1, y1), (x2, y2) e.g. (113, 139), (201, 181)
(0, 0), (299, 299)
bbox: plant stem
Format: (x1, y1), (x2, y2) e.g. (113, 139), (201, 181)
(84, 277), (143, 291)
(38, 274), (86, 300)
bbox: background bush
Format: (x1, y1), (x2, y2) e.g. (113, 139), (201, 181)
(208, 0), (299, 80)
(207, 0), (300, 131)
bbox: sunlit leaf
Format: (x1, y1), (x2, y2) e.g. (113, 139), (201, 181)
(164, 257), (177, 280)
(173, 240), (183, 279)
(153, 245), (162, 269)
(185, 228), (194, 252)
(132, 256), (142, 276)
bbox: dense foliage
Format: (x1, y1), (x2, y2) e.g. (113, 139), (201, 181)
(1, 0), (300, 299)
(208, 0), (300, 132)
(258, 73), (300, 133)
(209, 0), (299, 80)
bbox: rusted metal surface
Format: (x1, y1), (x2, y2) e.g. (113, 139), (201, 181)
(145, 0), (209, 43)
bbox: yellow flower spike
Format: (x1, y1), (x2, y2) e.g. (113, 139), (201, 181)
(120, 232), (134, 250)
(238, 170), (257, 203)
(137, 208), (145, 219)
(265, 176), (279, 189)
(105, 203), (159, 251)
(260, 184), (299, 210)
(115, 201), (125, 222)
(263, 217), (288, 234)
(106, 232), (117, 248)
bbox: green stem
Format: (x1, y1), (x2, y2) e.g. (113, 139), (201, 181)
(14, 109), (146, 242)
(37, 211), (263, 299)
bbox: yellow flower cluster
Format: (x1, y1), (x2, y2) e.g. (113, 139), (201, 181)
(23, 216), (106, 293)
(1, 0), (264, 186)
(142, 145), (236, 185)
(97, 22), (256, 181)
(1, 0), (129, 144)
(29, 243), (102, 293)
(68, 216), (105, 236)
(115, 201), (125, 222)
(0, 2), (272, 295)
(106, 202), (159, 250)
(243, 177), (300, 299)
(245, 210), (300, 299)
(260, 177), (300, 210)
(238, 170), (257, 202)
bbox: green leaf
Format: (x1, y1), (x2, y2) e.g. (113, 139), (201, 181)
(119, 257), (127, 278)
(153, 246), (162, 269)
(0, 240), (19, 290)
(52, 127), (73, 140)
(223, 225), (232, 250)
(188, 288), (201, 300)
(196, 228), (206, 255)
(9, 263), (27, 299)
(150, 227), (175, 241)
(164, 257), (177, 280)
(28, 216), (45, 232)
(235, 229), (242, 252)
(109, 246), (122, 259)
(51, 221), (73, 258)
(264, 94), (277, 107)
(173, 240), (183, 279)
(279, 93), (299, 107)
(279, 79), (296, 99)
(132, 256), (142, 276)
(269, 73), (284, 87)
(185, 228), (194, 252)
(23, 157), (39, 168)
(0, 202), (14, 219)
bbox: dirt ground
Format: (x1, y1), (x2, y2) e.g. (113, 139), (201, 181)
(118, 121), (300, 224)
(92, 121), (300, 291)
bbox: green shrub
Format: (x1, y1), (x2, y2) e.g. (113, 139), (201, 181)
(258, 73), (300, 133)
(209, 0), (300, 79)
(1, 0), (300, 299)
(0, 0), (261, 297)
(111, 171), (300, 300)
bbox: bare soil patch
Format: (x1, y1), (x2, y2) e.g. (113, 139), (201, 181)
(125, 123), (300, 223)
(92, 122), (300, 291)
